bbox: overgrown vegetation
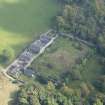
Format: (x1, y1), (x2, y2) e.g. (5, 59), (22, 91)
(56, 0), (105, 56)
(31, 37), (91, 78)
(17, 36), (105, 105)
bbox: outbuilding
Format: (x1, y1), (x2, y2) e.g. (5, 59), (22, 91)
(24, 68), (35, 77)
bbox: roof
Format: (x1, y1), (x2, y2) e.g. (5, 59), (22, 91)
(40, 35), (51, 44)
(24, 69), (35, 77)
(29, 45), (40, 53)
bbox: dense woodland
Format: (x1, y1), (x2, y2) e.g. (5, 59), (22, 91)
(13, 80), (105, 105)
(57, 0), (105, 56)
(12, 0), (105, 105)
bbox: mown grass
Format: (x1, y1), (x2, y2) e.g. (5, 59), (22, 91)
(0, 0), (61, 66)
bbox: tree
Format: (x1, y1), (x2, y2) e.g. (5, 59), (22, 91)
(18, 97), (29, 105)
(46, 96), (58, 105)
(18, 88), (28, 105)
(61, 84), (74, 97)
(93, 99), (103, 105)
(80, 82), (90, 97)
(29, 96), (41, 105)
(94, 76), (105, 92)
(56, 0), (105, 56)
(47, 81), (55, 92)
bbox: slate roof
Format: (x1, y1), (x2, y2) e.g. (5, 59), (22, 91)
(40, 35), (51, 44)
(29, 44), (40, 54)
(24, 69), (35, 77)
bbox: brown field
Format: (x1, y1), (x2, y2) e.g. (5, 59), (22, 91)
(0, 72), (18, 105)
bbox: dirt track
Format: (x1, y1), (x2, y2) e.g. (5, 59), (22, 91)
(0, 72), (18, 105)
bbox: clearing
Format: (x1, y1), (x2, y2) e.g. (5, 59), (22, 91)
(30, 37), (90, 78)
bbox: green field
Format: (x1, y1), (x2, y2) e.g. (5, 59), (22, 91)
(0, 0), (61, 66)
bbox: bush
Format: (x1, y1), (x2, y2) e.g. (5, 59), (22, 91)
(61, 70), (82, 84)
(0, 48), (14, 65)
(93, 76), (105, 93)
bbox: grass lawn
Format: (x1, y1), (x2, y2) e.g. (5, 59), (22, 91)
(0, 0), (61, 66)
(31, 37), (90, 78)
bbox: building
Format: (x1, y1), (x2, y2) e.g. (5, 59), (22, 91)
(29, 43), (40, 54)
(40, 35), (51, 44)
(7, 67), (22, 78)
(23, 68), (35, 77)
